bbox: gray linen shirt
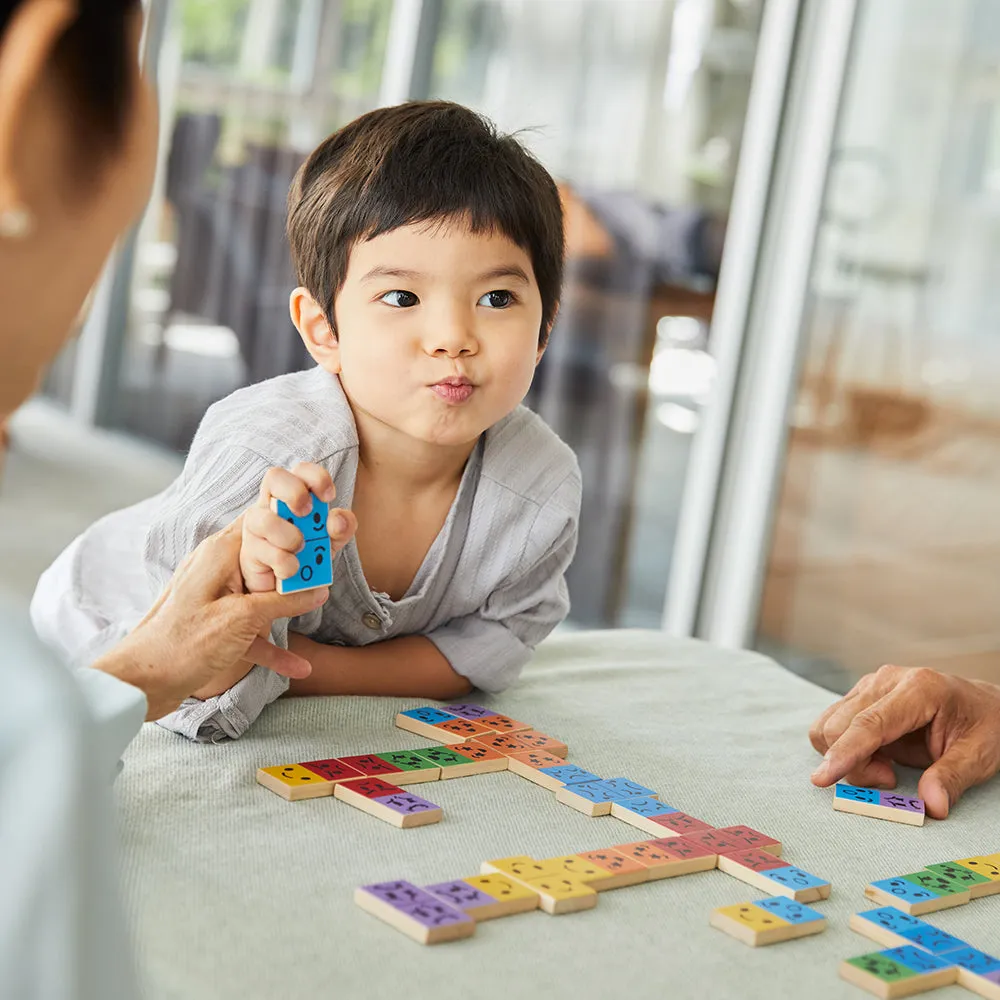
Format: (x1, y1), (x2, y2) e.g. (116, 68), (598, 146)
(31, 367), (580, 743)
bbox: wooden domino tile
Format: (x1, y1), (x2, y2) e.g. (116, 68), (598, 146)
(536, 854), (610, 884)
(477, 713), (531, 733)
(505, 749), (567, 781)
(865, 872), (971, 915)
(574, 849), (649, 889)
(609, 796), (682, 835)
(461, 874), (541, 916)
(355, 881), (475, 944)
(648, 811), (714, 836)
(522, 764), (601, 793)
(647, 836), (719, 871)
(718, 850), (830, 902)
(297, 758), (365, 785)
(336, 754), (406, 780)
(480, 855), (563, 881)
(710, 897), (826, 947)
(441, 703), (497, 721)
(555, 780), (622, 817)
(475, 732), (528, 755)
(948, 949), (1000, 999)
(432, 718), (498, 744)
(839, 948), (958, 998)
(395, 707), (460, 740)
(509, 730), (569, 757)
(850, 907), (970, 956)
(521, 875), (598, 914)
(928, 860), (1000, 899)
(434, 740), (509, 776)
(372, 750), (441, 784)
(833, 784), (926, 827)
(334, 778), (442, 828)
(715, 825), (782, 856)
(680, 828), (748, 855)
(611, 840), (714, 880)
(256, 764), (334, 800)
(423, 878), (537, 921)
(411, 744), (500, 779)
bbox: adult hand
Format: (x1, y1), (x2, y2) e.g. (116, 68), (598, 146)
(91, 516), (329, 721)
(809, 664), (1000, 819)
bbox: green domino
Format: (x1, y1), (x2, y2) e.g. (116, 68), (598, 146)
(926, 862), (992, 887)
(846, 954), (917, 983)
(375, 750), (439, 771)
(902, 870), (971, 896)
(412, 747), (469, 768)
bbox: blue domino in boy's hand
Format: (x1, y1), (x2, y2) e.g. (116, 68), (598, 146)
(270, 494), (333, 594)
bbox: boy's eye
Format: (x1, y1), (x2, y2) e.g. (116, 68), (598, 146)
(380, 290), (419, 308)
(478, 289), (514, 309)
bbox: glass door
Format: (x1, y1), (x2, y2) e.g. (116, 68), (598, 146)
(755, 0), (1000, 690)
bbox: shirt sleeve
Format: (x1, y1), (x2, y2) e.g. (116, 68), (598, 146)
(425, 471), (580, 693)
(143, 431), (321, 743)
(0, 614), (143, 1000)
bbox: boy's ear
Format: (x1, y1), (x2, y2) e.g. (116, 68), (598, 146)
(290, 287), (340, 373)
(537, 303), (559, 364)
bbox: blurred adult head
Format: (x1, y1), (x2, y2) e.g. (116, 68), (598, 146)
(0, 0), (157, 419)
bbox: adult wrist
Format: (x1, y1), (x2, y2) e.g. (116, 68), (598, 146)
(90, 643), (185, 721)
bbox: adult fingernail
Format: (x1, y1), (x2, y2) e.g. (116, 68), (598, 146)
(332, 514), (348, 534)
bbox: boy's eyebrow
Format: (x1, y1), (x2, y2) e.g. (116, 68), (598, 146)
(359, 264), (532, 285)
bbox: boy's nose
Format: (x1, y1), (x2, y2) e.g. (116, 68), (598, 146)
(425, 311), (478, 357)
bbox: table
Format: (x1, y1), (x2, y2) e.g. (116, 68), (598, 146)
(117, 630), (1000, 999)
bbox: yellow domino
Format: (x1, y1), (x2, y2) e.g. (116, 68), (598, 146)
(481, 856), (563, 881)
(536, 855), (608, 883)
(522, 874), (598, 915)
(710, 904), (793, 947)
(461, 875), (540, 917)
(256, 764), (334, 800)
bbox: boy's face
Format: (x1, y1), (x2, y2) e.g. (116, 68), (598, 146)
(312, 219), (547, 451)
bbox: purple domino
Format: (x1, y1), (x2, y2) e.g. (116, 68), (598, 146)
(400, 900), (474, 929)
(424, 880), (497, 911)
(374, 791), (440, 814)
(878, 792), (925, 816)
(361, 880), (440, 908)
(441, 703), (495, 720)
(985, 972), (1000, 986)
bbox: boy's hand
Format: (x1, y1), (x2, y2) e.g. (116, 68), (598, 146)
(240, 463), (357, 594)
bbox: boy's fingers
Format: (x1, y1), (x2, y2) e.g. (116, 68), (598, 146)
(259, 467), (314, 516)
(244, 540), (301, 583)
(289, 462), (336, 504)
(244, 506), (304, 552)
(328, 507), (357, 549)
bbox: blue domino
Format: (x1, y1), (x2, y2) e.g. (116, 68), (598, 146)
(835, 783), (880, 804)
(611, 795), (677, 818)
(899, 924), (970, 956)
(399, 707), (457, 725)
(870, 877), (940, 903)
(762, 867), (829, 891)
(942, 948), (1000, 976)
(882, 946), (957, 974)
(753, 897), (825, 924)
(600, 777), (658, 800)
(273, 494), (332, 593)
(562, 779), (626, 803)
(539, 765), (601, 786)
(855, 907), (925, 935)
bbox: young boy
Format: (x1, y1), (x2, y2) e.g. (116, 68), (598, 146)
(31, 101), (581, 742)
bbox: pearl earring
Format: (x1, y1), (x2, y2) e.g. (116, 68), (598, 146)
(0, 204), (33, 239)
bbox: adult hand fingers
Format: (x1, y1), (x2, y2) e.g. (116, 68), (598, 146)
(842, 749), (897, 790)
(919, 730), (1000, 820)
(810, 673), (939, 787)
(242, 586), (330, 632)
(243, 634), (314, 679)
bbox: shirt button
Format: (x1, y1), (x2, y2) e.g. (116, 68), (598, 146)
(362, 612), (382, 630)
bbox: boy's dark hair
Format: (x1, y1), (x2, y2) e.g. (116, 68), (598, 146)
(287, 101), (564, 345)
